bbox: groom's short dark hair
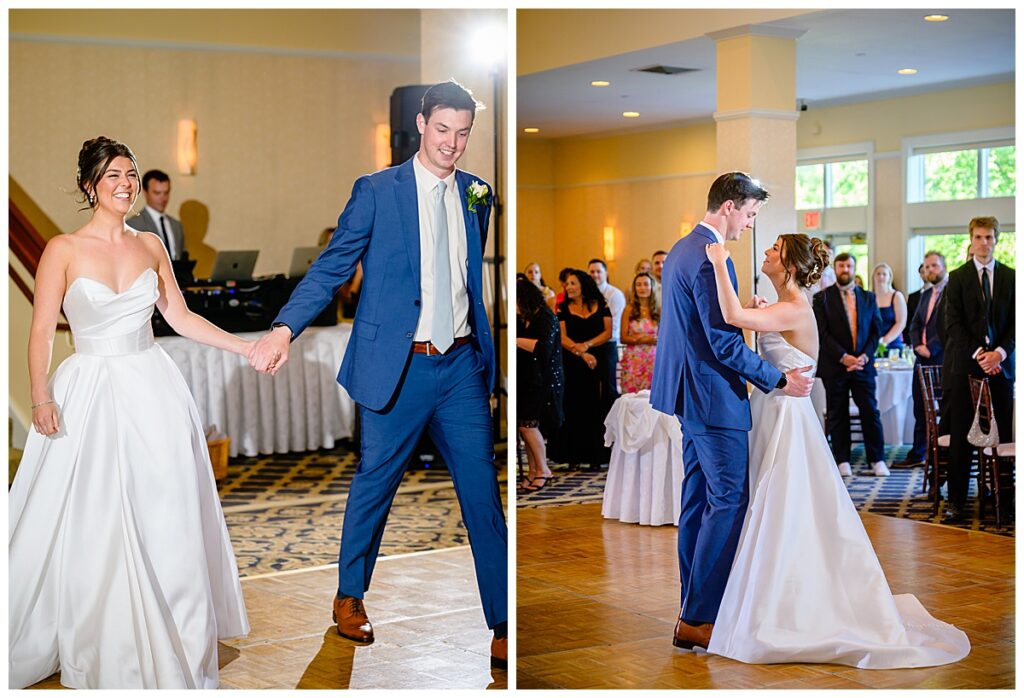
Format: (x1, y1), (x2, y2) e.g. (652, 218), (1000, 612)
(421, 79), (484, 123)
(706, 172), (769, 212)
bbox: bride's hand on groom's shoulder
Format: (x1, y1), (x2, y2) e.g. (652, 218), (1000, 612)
(705, 243), (729, 265)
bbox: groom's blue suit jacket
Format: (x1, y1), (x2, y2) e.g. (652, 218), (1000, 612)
(274, 157), (495, 412)
(650, 224), (782, 431)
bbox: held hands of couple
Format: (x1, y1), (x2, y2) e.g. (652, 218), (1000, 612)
(782, 365), (815, 398)
(249, 326), (292, 375)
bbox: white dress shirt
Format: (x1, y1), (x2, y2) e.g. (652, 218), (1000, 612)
(411, 154), (470, 342)
(145, 205), (176, 259)
(698, 220), (725, 244)
(597, 281), (627, 342)
(971, 257), (1006, 360)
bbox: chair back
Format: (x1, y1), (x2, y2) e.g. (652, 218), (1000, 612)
(917, 365), (942, 439)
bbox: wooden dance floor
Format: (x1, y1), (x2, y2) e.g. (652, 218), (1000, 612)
(27, 547), (504, 690)
(517, 503), (1013, 689)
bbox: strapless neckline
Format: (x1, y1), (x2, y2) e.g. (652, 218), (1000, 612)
(67, 267), (157, 296)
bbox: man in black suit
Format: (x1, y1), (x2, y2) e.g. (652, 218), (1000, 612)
(899, 251), (947, 466)
(940, 217), (1015, 522)
(813, 252), (889, 477)
(902, 263), (929, 346)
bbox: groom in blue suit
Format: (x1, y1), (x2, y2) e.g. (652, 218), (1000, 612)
(249, 80), (507, 667)
(650, 172), (813, 650)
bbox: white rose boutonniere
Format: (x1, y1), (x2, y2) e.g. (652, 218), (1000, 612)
(466, 180), (489, 213)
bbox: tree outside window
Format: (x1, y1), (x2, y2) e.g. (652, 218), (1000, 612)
(912, 144), (1015, 202)
(796, 159), (868, 209)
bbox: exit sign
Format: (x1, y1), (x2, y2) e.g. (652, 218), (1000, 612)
(804, 211), (821, 230)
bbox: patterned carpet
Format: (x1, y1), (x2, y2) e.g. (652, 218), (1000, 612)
(221, 444), (508, 577)
(518, 445), (1014, 537)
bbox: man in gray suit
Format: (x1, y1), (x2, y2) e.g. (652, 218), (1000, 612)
(127, 169), (186, 260)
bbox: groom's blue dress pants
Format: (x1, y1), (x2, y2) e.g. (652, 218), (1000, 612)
(678, 421), (749, 625)
(336, 341), (507, 629)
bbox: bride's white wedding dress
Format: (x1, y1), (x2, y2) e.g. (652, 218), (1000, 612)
(9, 268), (249, 689)
(707, 331), (969, 669)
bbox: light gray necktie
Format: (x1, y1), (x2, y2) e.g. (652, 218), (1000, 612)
(431, 180), (454, 353)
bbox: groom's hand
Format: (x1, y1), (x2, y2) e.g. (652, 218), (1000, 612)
(782, 365), (814, 398)
(250, 326), (292, 375)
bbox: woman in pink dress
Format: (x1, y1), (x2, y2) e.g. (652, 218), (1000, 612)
(618, 272), (659, 393)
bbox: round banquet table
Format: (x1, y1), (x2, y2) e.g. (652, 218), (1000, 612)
(602, 390), (684, 526)
(157, 324), (356, 457)
(875, 365), (915, 446)
(810, 367), (916, 447)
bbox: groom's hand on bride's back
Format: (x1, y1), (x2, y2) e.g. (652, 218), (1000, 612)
(782, 365), (814, 397)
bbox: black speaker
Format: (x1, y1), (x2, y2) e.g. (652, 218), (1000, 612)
(389, 85), (430, 166)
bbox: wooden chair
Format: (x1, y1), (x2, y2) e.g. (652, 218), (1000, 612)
(917, 365), (949, 513)
(969, 377), (1015, 528)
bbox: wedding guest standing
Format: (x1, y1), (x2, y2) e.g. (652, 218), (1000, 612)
(524, 261), (557, 309)
(903, 263), (930, 346)
(898, 251), (947, 467)
(872, 262), (906, 352)
(813, 252), (889, 478)
(588, 258), (625, 391)
(126, 169), (186, 260)
(516, 278), (563, 491)
(619, 272), (660, 393)
(549, 269), (615, 470)
(635, 258), (653, 276)
(940, 217), (1015, 523)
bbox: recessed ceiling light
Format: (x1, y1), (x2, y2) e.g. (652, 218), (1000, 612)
(897, 68), (918, 75)
(523, 127), (540, 134)
(622, 111), (640, 118)
(924, 14), (949, 22)
(591, 80), (610, 87)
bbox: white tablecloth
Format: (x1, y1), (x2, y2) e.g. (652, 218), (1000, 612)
(876, 366), (915, 446)
(157, 324), (356, 457)
(810, 367), (915, 446)
(602, 391), (684, 526)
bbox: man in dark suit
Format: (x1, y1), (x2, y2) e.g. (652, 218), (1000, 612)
(248, 81), (507, 666)
(813, 252), (888, 477)
(940, 216), (1015, 523)
(126, 170), (186, 260)
(902, 263), (928, 346)
(899, 251), (948, 466)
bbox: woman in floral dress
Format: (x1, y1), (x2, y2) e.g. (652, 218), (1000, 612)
(619, 272), (659, 393)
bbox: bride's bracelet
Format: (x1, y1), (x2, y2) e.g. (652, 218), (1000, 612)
(31, 400), (55, 410)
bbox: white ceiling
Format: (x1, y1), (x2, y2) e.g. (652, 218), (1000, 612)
(518, 9), (1015, 139)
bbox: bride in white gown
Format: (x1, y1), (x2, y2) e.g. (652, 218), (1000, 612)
(701, 234), (969, 669)
(10, 137), (251, 688)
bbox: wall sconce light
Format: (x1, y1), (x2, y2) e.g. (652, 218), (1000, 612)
(603, 226), (615, 261)
(375, 124), (391, 170)
(177, 119), (197, 175)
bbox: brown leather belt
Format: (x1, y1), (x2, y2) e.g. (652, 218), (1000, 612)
(411, 336), (472, 355)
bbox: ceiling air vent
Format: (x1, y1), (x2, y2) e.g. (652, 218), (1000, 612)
(631, 65), (699, 75)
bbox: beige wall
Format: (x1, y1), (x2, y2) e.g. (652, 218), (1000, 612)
(10, 39), (417, 278)
(518, 81), (1015, 294)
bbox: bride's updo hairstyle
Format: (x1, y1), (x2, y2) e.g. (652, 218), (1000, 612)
(76, 136), (139, 209)
(778, 233), (831, 288)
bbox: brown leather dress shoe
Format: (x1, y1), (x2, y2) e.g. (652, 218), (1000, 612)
(490, 635), (507, 669)
(673, 618), (713, 650)
(332, 594), (374, 643)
